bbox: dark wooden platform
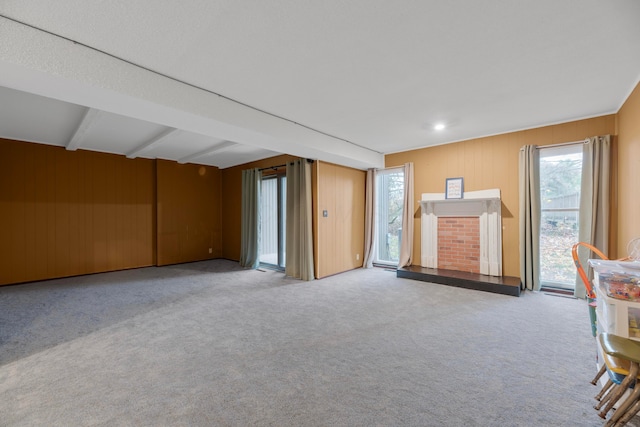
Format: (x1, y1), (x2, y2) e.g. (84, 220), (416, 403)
(397, 265), (521, 297)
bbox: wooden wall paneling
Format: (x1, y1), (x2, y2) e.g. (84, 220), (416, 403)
(44, 145), (57, 279)
(347, 166), (365, 270)
(551, 120), (578, 144)
(318, 162), (336, 278)
(183, 166), (195, 261)
(617, 81), (640, 257)
(117, 155), (129, 270)
(31, 143), (50, 281)
(191, 167), (205, 259)
(162, 173), (179, 265)
(84, 150), (98, 272)
(0, 142), (13, 283)
(134, 159), (155, 267)
(77, 150), (89, 274)
(335, 166), (347, 271)
(0, 144), (11, 284)
(156, 160), (173, 265)
(220, 166), (241, 260)
(92, 152), (108, 273)
(67, 149), (83, 276)
(0, 141), (23, 284)
(211, 167), (222, 258)
(343, 167), (356, 270)
(313, 161), (365, 278)
(0, 140), (158, 286)
(151, 160), (157, 266)
(460, 140), (477, 189)
(12, 144), (27, 283)
(156, 160), (221, 266)
(316, 161), (327, 277)
(22, 142), (38, 282)
(115, 158), (126, 269)
(106, 154), (117, 270)
(53, 148), (70, 277)
(123, 158), (136, 269)
(146, 160), (155, 266)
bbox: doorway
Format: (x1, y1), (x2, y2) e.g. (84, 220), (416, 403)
(374, 167), (404, 266)
(259, 174), (286, 269)
(539, 144), (582, 291)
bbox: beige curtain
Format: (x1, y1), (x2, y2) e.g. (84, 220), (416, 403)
(398, 162), (414, 267)
(240, 168), (261, 269)
(519, 145), (541, 291)
(576, 135), (611, 298)
(362, 168), (376, 268)
(285, 159), (315, 281)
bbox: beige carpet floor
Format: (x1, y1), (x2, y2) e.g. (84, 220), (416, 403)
(0, 259), (625, 426)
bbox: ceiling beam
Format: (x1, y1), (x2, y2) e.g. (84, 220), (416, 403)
(66, 107), (101, 151)
(0, 19), (384, 169)
(177, 140), (237, 164)
(126, 128), (177, 159)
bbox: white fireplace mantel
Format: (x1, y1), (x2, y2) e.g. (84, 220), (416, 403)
(420, 189), (502, 276)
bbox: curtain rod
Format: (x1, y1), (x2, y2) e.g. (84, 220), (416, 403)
(539, 138), (590, 149)
(258, 159), (315, 172)
(258, 164), (286, 172)
(519, 138), (590, 151)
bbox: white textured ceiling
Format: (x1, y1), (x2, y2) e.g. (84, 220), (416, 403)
(0, 1), (639, 169)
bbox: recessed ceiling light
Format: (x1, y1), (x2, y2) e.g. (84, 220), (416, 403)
(434, 123), (446, 131)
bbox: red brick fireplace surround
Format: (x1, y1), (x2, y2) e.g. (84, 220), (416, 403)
(437, 217), (480, 273)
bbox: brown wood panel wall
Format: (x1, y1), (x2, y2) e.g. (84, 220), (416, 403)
(385, 115), (617, 277)
(617, 80), (640, 258)
(315, 161), (365, 278)
(0, 139), (155, 286)
(156, 160), (222, 266)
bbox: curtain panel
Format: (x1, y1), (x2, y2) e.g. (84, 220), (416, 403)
(519, 145), (541, 291)
(398, 162), (414, 268)
(576, 135), (611, 298)
(240, 168), (261, 269)
(285, 159), (315, 281)
(363, 168), (376, 268)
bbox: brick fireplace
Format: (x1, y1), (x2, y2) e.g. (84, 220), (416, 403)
(420, 189), (502, 276)
(437, 217), (480, 273)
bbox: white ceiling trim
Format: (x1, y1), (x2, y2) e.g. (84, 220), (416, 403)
(66, 107), (101, 151)
(0, 17), (384, 169)
(126, 128), (177, 159)
(178, 141), (237, 165)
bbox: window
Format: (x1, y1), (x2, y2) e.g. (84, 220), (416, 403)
(539, 145), (582, 290)
(259, 174), (286, 268)
(374, 168), (404, 266)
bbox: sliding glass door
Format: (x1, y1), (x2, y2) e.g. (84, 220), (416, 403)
(539, 145), (582, 291)
(374, 168), (404, 266)
(259, 174), (286, 268)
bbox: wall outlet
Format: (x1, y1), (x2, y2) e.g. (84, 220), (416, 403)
(356, 253), (360, 260)
(208, 248), (212, 254)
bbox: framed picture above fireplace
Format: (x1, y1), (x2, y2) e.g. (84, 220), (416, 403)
(445, 177), (464, 199)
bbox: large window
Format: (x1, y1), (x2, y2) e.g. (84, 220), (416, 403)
(259, 174), (286, 268)
(375, 168), (404, 266)
(539, 145), (582, 290)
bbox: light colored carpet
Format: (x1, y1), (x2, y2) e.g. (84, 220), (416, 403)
(0, 259), (622, 426)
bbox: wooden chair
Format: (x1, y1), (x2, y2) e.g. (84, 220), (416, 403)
(598, 333), (640, 426)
